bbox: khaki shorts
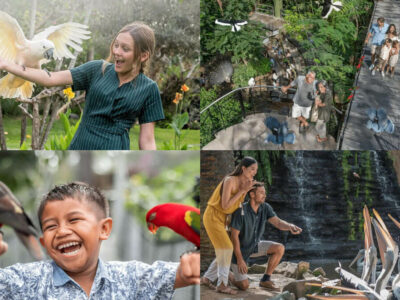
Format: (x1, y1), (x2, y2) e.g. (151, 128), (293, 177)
(231, 241), (275, 281)
(371, 44), (381, 56)
(376, 57), (388, 69)
(292, 103), (311, 119)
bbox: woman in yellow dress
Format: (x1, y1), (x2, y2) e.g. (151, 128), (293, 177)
(201, 156), (258, 294)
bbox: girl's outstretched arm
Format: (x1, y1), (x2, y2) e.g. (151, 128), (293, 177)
(0, 58), (72, 87)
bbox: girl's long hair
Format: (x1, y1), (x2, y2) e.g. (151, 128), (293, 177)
(219, 156), (257, 197)
(387, 24), (398, 36)
(229, 156), (257, 176)
(102, 22), (155, 74)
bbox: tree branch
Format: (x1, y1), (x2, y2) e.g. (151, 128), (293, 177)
(18, 104), (33, 119)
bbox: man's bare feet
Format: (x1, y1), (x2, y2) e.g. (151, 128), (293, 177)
(201, 277), (216, 289)
(316, 135), (327, 143)
(216, 282), (237, 295)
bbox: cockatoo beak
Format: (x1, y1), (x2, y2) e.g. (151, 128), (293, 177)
(44, 48), (54, 60)
(147, 222), (159, 234)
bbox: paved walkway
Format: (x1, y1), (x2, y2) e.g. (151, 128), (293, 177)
(203, 112), (336, 150)
(340, 0), (400, 150)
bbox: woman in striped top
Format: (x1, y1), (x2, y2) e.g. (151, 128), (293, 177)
(0, 22), (164, 150)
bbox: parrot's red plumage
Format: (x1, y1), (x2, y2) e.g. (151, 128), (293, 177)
(146, 203), (200, 248)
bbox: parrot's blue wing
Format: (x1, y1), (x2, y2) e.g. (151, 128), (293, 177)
(265, 117), (281, 131)
(367, 108), (377, 121)
(377, 108), (388, 129)
(266, 134), (279, 144)
(383, 119), (395, 134)
(284, 133), (296, 144)
(367, 120), (377, 131)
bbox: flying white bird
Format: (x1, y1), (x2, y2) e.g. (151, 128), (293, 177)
(215, 19), (248, 32)
(248, 77), (255, 87)
(321, 0), (343, 19)
(0, 11), (91, 99)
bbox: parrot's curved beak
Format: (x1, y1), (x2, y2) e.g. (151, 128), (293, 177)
(44, 48), (54, 60)
(147, 222), (158, 234)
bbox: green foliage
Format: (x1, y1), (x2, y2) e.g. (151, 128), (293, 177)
(201, 0), (264, 64)
(341, 151), (375, 240)
(2, 116), (199, 150)
(124, 156), (199, 243)
(161, 112), (190, 150)
(232, 64), (258, 88)
(238, 150), (285, 189)
(283, 0), (373, 101)
(232, 58), (272, 87)
(200, 87), (250, 147)
(1, 99), (21, 116)
(46, 110), (81, 150)
(207, 22), (265, 64)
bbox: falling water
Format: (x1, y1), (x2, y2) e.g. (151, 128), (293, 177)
(285, 151), (319, 245)
(372, 151), (400, 212)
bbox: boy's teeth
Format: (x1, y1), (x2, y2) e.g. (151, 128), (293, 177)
(58, 241), (79, 250)
(63, 249), (80, 256)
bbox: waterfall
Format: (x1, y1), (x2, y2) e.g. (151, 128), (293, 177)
(373, 151), (400, 211)
(285, 151), (319, 245)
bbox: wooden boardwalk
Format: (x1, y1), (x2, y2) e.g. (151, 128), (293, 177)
(339, 0), (400, 150)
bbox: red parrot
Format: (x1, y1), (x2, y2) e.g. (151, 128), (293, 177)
(146, 203), (200, 248)
(0, 181), (44, 260)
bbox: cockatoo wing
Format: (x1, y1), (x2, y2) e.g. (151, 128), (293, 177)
(0, 11), (28, 63)
(33, 23), (90, 60)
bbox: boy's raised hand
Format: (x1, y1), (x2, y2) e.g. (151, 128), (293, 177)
(0, 231), (8, 256)
(174, 252), (200, 288)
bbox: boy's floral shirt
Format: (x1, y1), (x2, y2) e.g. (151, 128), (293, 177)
(0, 259), (177, 299)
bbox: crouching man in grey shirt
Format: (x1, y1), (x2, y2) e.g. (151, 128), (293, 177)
(229, 182), (302, 291)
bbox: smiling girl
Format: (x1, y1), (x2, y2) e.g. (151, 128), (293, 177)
(0, 22), (164, 150)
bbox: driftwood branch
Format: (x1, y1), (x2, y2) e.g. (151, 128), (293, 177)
(56, 93), (86, 116)
(0, 102), (7, 150)
(40, 97), (52, 134)
(31, 102), (41, 149)
(18, 104), (33, 119)
(39, 99), (61, 149)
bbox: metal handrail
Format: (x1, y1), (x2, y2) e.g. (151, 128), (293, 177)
(200, 85), (295, 115)
(201, 85), (342, 115)
(337, 1), (377, 150)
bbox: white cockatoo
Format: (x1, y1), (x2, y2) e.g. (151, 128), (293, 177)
(248, 77), (255, 87)
(0, 11), (91, 99)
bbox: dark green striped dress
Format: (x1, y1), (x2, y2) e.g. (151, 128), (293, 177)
(68, 60), (164, 150)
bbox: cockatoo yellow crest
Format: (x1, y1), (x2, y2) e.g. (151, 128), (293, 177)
(0, 11), (91, 99)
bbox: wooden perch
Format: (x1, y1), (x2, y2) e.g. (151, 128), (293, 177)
(18, 104), (33, 119)
(56, 93), (86, 117)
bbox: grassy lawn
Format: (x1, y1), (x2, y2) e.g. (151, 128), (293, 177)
(2, 116), (200, 150)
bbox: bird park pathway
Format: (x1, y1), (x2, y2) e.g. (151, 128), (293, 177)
(201, 273), (293, 300)
(339, 0), (400, 150)
(202, 112), (336, 150)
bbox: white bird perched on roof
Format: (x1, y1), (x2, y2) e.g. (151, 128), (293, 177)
(248, 77), (255, 87)
(0, 11), (91, 99)
(215, 19), (248, 32)
(321, 0), (343, 19)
